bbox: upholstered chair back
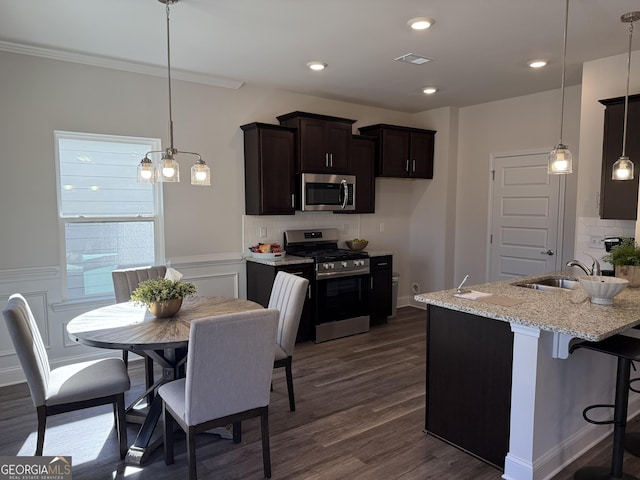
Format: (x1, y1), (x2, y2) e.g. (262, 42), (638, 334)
(3, 294), (50, 406)
(183, 308), (279, 426)
(112, 265), (167, 302)
(268, 272), (309, 356)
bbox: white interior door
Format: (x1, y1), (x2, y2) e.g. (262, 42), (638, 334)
(488, 151), (564, 281)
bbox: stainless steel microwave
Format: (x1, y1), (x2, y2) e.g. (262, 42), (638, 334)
(300, 173), (356, 211)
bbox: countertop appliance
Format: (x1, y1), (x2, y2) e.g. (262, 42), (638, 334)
(300, 173), (355, 212)
(284, 228), (369, 342)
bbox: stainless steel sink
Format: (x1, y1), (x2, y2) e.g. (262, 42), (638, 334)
(513, 276), (580, 291)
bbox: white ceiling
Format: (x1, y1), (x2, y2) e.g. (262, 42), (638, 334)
(1, 0), (639, 113)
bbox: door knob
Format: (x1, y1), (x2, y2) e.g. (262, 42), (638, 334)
(541, 249), (555, 256)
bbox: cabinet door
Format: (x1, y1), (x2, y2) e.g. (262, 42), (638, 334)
(349, 136), (376, 213)
(325, 122), (352, 172)
(242, 124), (295, 215)
(380, 129), (410, 177)
(409, 131), (435, 179)
(600, 98), (640, 220)
(298, 117), (329, 172)
(369, 256), (392, 324)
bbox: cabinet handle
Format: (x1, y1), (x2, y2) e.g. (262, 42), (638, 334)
(289, 271), (304, 275)
(406, 159), (409, 172)
(325, 153), (329, 167)
(291, 194), (295, 208)
(370, 277), (374, 290)
(412, 159), (416, 172)
(307, 286), (311, 300)
(377, 262), (388, 266)
(330, 153), (333, 167)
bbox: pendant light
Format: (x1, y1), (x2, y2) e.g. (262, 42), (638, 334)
(612, 11), (640, 181)
(548, 0), (573, 174)
(137, 0), (211, 186)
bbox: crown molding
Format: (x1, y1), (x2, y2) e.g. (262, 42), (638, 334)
(0, 40), (244, 90)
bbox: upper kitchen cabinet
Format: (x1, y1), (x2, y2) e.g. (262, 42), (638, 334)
(350, 135), (376, 213)
(241, 122), (296, 215)
(358, 124), (436, 179)
(599, 94), (640, 220)
(277, 111), (356, 173)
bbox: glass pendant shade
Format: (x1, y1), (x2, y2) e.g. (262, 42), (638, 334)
(191, 159), (211, 186)
(612, 156), (634, 180)
(548, 144), (573, 174)
(157, 154), (180, 182)
(137, 157), (156, 183)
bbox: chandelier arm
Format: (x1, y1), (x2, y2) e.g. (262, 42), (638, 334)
(143, 150), (166, 159)
(174, 150), (202, 160)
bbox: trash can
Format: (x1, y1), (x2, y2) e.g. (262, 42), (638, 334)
(391, 272), (399, 317)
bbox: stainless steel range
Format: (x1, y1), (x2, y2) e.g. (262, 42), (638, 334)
(284, 228), (370, 343)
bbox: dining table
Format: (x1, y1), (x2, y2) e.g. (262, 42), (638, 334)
(66, 295), (264, 465)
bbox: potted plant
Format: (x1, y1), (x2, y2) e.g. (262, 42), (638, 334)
(602, 237), (640, 287)
(130, 278), (197, 317)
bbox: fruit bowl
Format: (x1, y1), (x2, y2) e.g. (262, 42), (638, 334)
(578, 275), (628, 305)
(345, 240), (368, 251)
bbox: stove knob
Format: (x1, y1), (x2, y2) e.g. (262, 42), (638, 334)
(323, 263), (330, 270)
(342, 261), (348, 268)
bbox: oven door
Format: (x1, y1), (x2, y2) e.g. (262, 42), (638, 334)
(315, 272), (369, 323)
(301, 173), (355, 211)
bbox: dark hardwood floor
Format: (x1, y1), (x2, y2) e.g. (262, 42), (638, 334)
(1, 306), (639, 479)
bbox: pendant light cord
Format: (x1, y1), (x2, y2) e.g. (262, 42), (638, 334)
(559, 0), (569, 145)
(622, 22), (634, 158)
(166, 2), (175, 152)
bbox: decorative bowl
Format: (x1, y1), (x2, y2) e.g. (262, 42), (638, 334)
(345, 240), (368, 251)
(148, 297), (183, 318)
(578, 275), (628, 305)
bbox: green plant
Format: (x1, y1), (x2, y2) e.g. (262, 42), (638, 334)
(602, 237), (640, 267)
(130, 278), (197, 306)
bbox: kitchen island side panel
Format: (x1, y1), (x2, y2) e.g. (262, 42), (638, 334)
(426, 304), (514, 470)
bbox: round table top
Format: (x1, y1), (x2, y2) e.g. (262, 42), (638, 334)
(67, 296), (263, 351)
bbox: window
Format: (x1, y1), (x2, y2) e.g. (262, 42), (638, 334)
(55, 131), (164, 300)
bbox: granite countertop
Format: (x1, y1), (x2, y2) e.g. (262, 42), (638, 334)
(414, 270), (640, 341)
(244, 254), (313, 267)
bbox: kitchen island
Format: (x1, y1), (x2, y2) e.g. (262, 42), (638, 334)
(415, 271), (640, 480)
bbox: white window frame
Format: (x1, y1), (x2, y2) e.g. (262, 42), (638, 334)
(54, 130), (165, 301)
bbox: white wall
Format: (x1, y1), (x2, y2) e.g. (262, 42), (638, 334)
(453, 86), (581, 286)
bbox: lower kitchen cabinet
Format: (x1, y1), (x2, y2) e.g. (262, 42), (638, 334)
(246, 261), (314, 341)
(369, 255), (392, 325)
(426, 305), (513, 470)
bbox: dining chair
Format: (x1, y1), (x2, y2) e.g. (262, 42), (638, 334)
(268, 271), (309, 411)
(158, 308), (280, 480)
(2, 294), (131, 458)
(112, 265), (166, 399)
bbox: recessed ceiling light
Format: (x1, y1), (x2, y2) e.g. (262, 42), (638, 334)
(422, 87), (437, 95)
(307, 61), (327, 71)
(408, 17), (434, 30)
(528, 60), (547, 68)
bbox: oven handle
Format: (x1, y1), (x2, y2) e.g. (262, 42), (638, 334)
(339, 179), (348, 210)
(316, 267), (370, 280)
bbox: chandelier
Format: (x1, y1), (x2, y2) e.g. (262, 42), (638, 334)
(137, 0), (211, 186)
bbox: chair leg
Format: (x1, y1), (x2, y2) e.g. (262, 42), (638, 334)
(187, 427), (197, 480)
(260, 408), (272, 479)
(285, 356), (295, 412)
(233, 421), (242, 444)
(115, 393), (128, 459)
(163, 402), (175, 465)
(35, 405), (46, 456)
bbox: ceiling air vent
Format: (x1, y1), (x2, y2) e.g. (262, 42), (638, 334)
(394, 53), (432, 65)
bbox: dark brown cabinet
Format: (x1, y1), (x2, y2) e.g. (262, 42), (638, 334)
(246, 261), (314, 342)
(599, 94), (640, 220)
(426, 305), (513, 469)
(358, 124), (436, 179)
(241, 122), (296, 215)
(277, 111), (355, 173)
(369, 255), (392, 325)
